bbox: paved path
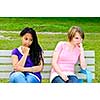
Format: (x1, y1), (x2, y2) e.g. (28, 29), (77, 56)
(0, 30), (66, 34)
(0, 30), (99, 40)
(0, 30), (99, 34)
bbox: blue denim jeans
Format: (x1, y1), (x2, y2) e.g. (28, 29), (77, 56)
(52, 75), (79, 83)
(9, 72), (40, 83)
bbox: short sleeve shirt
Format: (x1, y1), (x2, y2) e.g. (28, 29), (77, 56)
(51, 41), (80, 73)
(11, 47), (42, 81)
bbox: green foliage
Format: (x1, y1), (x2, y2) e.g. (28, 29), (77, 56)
(0, 17), (100, 32)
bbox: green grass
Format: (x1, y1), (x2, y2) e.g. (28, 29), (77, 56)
(0, 33), (100, 83)
(0, 17), (100, 32)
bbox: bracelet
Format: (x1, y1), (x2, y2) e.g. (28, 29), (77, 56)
(32, 67), (34, 72)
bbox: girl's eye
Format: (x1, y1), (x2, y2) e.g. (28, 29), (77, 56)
(30, 39), (33, 41)
(25, 38), (28, 40)
(75, 37), (82, 40)
(75, 37), (79, 39)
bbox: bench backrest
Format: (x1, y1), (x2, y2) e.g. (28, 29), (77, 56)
(0, 50), (95, 81)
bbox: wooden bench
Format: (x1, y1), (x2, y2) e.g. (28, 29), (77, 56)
(0, 50), (95, 83)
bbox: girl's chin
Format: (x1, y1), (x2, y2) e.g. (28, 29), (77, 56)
(23, 45), (29, 47)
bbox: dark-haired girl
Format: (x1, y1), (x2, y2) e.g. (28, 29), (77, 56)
(9, 27), (44, 83)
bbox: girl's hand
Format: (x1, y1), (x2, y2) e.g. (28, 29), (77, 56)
(21, 46), (30, 56)
(60, 73), (69, 82)
(78, 43), (84, 52)
(77, 43), (83, 48)
(14, 66), (24, 72)
(77, 39), (84, 52)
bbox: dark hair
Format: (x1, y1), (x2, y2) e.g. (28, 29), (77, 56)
(67, 26), (84, 42)
(20, 27), (43, 65)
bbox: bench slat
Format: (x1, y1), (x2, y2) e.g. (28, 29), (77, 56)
(0, 50), (95, 57)
(0, 73), (11, 79)
(0, 50), (12, 56)
(75, 66), (95, 72)
(0, 57), (95, 64)
(76, 73), (95, 79)
(0, 65), (95, 72)
(0, 65), (13, 71)
(44, 58), (95, 64)
(44, 50), (95, 57)
(84, 51), (95, 57)
(0, 72), (95, 79)
(0, 57), (12, 63)
(42, 73), (95, 79)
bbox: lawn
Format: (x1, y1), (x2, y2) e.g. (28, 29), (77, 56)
(0, 17), (100, 32)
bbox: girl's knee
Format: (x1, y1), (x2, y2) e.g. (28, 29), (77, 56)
(9, 72), (26, 83)
(68, 76), (79, 83)
(52, 76), (65, 83)
(10, 72), (25, 78)
(26, 73), (40, 83)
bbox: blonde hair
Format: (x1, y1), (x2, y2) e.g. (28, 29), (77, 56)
(67, 26), (84, 42)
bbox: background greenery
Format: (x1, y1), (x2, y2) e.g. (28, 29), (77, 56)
(0, 17), (100, 83)
(0, 17), (100, 32)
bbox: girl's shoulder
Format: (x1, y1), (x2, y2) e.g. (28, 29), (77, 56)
(56, 41), (67, 49)
(12, 46), (22, 55)
(12, 48), (18, 55)
(12, 48), (18, 53)
(57, 41), (67, 45)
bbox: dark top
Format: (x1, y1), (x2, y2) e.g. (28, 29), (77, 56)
(11, 48), (42, 81)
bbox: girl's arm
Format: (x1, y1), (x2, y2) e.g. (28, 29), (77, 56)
(12, 47), (30, 71)
(79, 43), (87, 70)
(15, 59), (44, 72)
(14, 52), (44, 73)
(52, 51), (68, 81)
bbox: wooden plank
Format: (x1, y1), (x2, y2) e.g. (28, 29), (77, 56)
(0, 72), (47, 79)
(0, 73), (10, 79)
(84, 51), (95, 57)
(44, 58), (95, 64)
(0, 50), (95, 57)
(0, 50), (12, 56)
(44, 50), (95, 57)
(0, 57), (95, 64)
(0, 57), (12, 63)
(76, 73), (95, 79)
(44, 51), (53, 57)
(77, 58), (95, 65)
(0, 71), (95, 79)
(0, 65), (95, 72)
(43, 66), (51, 71)
(75, 66), (95, 72)
(0, 65), (13, 71)
(43, 65), (95, 72)
(41, 73), (95, 79)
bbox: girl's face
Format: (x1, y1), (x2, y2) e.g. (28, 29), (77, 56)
(71, 32), (82, 46)
(21, 33), (33, 47)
